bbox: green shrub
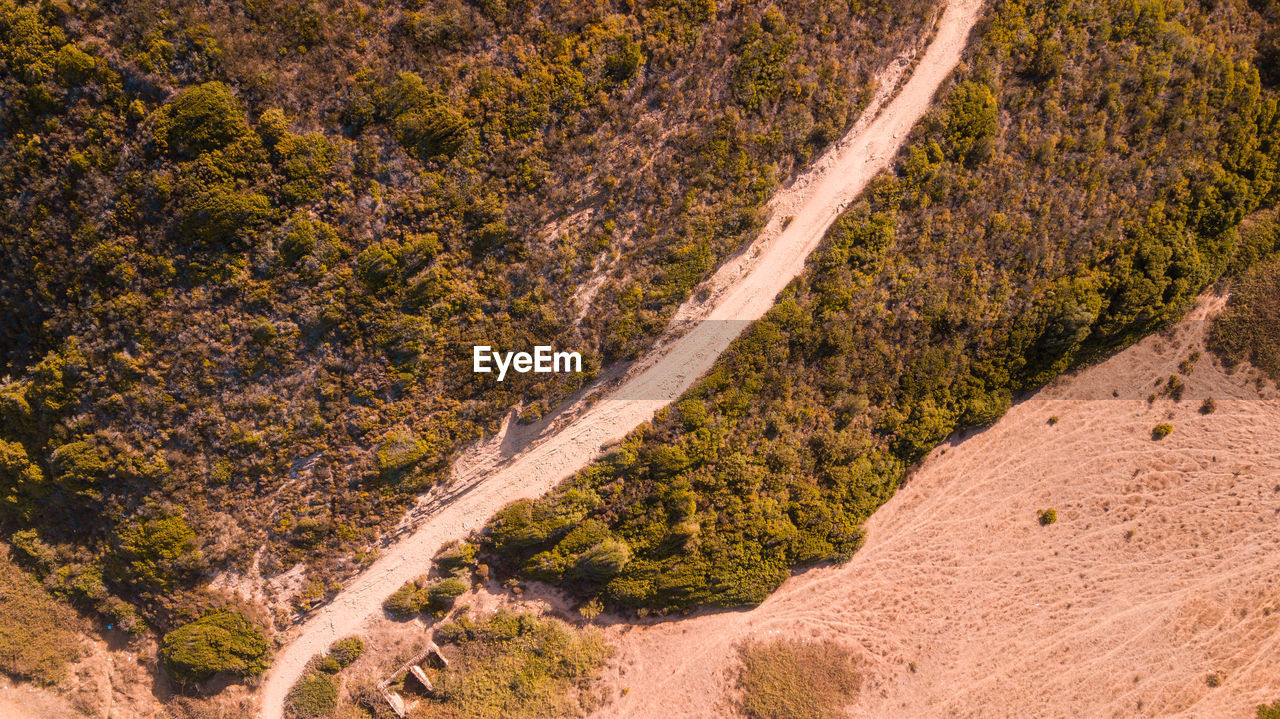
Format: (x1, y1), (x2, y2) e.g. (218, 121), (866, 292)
(382, 580), (424, 618)
(434, 540), (477, 572)
(157, 82), (251, 158)
(0, 438), (46, 518)
(374, 428), (429, 480)
(179, 186), (271, 250)
(327, 635), (364, 668)
(1210, 255), (1280, 380)
(54, 44), (97, 84)
(391, 104), (468, 161)
(285, 670), (337, 719)
(572, 538), (632, 582)
(1037, 508), (1057, 526)
(943, 80), (997, 166)
(276, 132), (335, 204)
(114, 514), (201, 591)
(1258, 700), (1280, 719)
(1152, 423), (1174, 440)
(357, 243), (399, 291)
(160, 610), (270, 684)
(424, 576), (468, 612)
(0, 550), (82, 685)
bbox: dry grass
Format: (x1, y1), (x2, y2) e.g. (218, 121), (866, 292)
(1211, 255), (1280, 380)
(0, 546), (83, 685)
(736, 639), (860, 719)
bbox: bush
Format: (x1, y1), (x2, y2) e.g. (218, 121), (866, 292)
(285, 671), (337, 719)
(424, 576), (468, 612)
(374, 428), (429, 479)
(114, 514), (201, 591)
(327, 635), (364, 668)
(160, 610), (270, 684)
(943, 80), (998, 166)
(1152, 423), (1174, 440)
(434, 540), (477, 573)
(1037, 508), (1057, 526)
(572, 538), (632, 582)
(1210, 255), (1280, 380)
(391, 104), (468, 161)
(0, 550), (82, 685)
(179, 186), (271, 250)
(383, 581), (424, 618)
(1259, 700), (1280, 719)
(157, 82), (251, 158)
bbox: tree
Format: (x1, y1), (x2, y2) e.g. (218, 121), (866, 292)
(160, 611), (270, 683)
(0, 439), (45, 518)
(573, 538), (632, 582)
(943, 80), (998, 166)
(179, 185), (271, 250)
(114, 514), (201, 592)
(157, 82), (251, 158)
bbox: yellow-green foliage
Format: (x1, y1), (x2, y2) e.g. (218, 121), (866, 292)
(0, 0), (939, 635)
(327, 635), (364, 668)
(114, 514), (202, 592)
(737, 640), (860, 719)
(485, 0), (1280, 612)
(155, 82), (251, 158)
(415, 610), (611, 719)
(285, 670), (338, 719)
(0, 548), (82, 685)
(160, 610), (270, 684)
(383, 575), (468, 617)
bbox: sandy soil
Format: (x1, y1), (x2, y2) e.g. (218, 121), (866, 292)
(256, 1), (985, 715)
(0, 633), (167, 719)
(589, 295), (1280, 719)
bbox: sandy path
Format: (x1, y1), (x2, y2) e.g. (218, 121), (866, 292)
(257, 2), (985, 714)
(590, 295), (1280, 718)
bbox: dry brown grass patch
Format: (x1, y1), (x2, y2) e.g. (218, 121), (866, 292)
(736, 639), (860, 719)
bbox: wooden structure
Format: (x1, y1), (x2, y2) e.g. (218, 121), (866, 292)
(377, 642), (450, 718)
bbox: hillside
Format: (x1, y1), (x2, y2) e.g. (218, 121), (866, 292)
(482, 0), (1280, 613)
(586, 294), (1280, 717)
(0, 0), (940, 643)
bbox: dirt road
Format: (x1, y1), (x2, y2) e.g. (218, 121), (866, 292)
(590, 296), (1280, 718)
(258, 1), (985, 714)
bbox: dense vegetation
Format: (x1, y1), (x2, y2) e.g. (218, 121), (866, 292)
(0, 0), (941, 661)
(1210, 215), (1280, 379)
(484, 0), (1280, 611)
(737, 639), (860, 719)
(0, 547), (82, 685)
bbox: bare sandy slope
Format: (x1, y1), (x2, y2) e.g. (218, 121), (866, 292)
(591, 295), (1280, 719)
(257, 2), (985, 714)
